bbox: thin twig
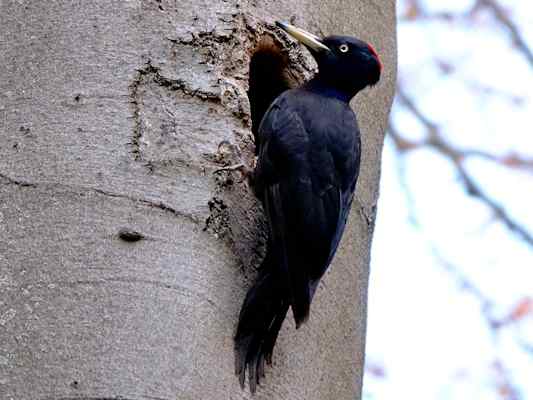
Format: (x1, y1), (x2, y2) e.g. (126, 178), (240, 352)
(478, 0), (533, 68)
(391, 86), (533, 247)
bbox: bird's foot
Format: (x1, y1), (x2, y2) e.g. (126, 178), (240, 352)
(214, 163), (253, 184)
(214, 163), (249, 175)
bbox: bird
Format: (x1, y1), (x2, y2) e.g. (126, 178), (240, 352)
(233, 21), (382, 393)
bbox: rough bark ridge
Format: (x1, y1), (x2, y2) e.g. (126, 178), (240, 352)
(0, 1), (396, 399)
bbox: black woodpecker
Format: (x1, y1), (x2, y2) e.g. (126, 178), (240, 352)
(234, 21), (382, 392)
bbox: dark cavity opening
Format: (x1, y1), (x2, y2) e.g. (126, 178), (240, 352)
(247, 36), (293, 153)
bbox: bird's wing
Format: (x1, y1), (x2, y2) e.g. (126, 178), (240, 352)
(255, 97), (342, 326)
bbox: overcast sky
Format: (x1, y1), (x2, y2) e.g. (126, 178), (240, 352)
(363, 1), (533, 398)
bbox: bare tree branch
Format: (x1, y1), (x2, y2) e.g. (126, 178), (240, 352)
(386, 2), (532, 398)
(429, 245), (497, 330)
(491, 360), (523, 400)
(391, 86), (533, 247)
(401, 0), (533, 69)
(478, 0), (533, 68)
(387, 122), (421, 227)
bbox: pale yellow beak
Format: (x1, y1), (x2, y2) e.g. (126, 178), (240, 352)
(276, 21), (331, 53)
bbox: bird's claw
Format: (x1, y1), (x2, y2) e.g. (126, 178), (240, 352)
(214, 163), (247, 174)
(214, 163), (252, 184)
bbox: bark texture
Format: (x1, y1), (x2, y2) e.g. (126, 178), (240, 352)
(0, 1), (396, 399)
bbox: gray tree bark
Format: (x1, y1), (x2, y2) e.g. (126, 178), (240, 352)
(0, 1), (396, 399)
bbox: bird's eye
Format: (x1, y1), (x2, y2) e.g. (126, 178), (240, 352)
(339, 44), (349, 53)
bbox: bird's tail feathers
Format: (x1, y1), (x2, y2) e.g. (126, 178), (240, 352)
(234, 268), (289, 393)
(291, 291), (310, 329)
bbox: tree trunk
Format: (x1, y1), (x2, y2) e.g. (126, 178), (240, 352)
(0, 1), (396, 399)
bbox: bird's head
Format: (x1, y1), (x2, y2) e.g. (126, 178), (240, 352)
(276, 21), (382, 99)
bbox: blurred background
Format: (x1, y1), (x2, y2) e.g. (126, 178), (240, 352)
(363, 0), (533, 399)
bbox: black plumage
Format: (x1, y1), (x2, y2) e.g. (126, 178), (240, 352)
(234, 21), (382, 392)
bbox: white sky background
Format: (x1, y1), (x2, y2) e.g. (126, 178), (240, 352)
(363, 0), (533, 399)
